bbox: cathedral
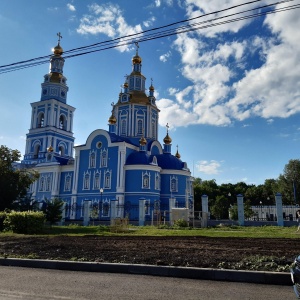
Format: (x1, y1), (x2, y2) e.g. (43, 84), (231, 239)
(21, 36), (194, 225)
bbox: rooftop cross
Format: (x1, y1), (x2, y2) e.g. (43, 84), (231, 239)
(134, 42), (139, 54)
(57, 32), (63, 44)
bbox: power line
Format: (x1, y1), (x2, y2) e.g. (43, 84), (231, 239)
(0, 0), (298, 74)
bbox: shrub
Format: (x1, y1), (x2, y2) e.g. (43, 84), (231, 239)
(3, 211), (45, 234)
(173, 219), (189, 228)
(0, 212), (6, 232)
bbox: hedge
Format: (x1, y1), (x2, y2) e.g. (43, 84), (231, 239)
(2, 211), (45, 234)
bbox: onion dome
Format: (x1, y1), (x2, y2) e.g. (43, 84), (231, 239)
(47, 145), (54, 152)
(132, 54), (142, 64)
(149, 84), (154, 91)
(163, 132), (172, 145)
(108, 114), (117, 124)
(53, 43), (63, 56)
(124, 82), (129, 88)
(139, 136), (147, 146)
(155, 153), (184, 170)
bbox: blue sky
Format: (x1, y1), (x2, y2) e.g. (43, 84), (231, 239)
(1, 0), (300, 185)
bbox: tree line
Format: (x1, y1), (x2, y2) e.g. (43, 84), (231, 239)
(193, 159), (300, 219)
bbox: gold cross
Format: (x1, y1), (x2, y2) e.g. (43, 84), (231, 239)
(57, 32), (63, 44)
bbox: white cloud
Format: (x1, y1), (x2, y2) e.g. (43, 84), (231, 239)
(159, 51), (172, 62)
(77, 3), (146, 52)
(155, 0), (161, 7)
(155, 2), (300, 129)
(196, 160), (222, 175)
(67, 3), (76, 12)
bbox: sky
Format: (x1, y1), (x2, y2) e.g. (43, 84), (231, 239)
(1, 0), (300, 186)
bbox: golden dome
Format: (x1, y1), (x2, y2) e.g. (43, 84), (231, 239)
(175, 149), (181, 159)
(47, 145), (54, 152)
(132, 54), (142, 64)
(108, 114), (117, 124)
(149, 84), (154, 91)
(53, 44), (63, 56)
(163, 132), (172, 145)
(124, 82), (128, 88)
(139, 136), (147, 146)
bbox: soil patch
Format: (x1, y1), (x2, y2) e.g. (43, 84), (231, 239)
(0, 236), (299, 271)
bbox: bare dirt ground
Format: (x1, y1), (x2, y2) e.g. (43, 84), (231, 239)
(0, 235), (299, 271)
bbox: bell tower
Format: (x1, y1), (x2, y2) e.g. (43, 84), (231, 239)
(110, 44), (160, 145)
(23, 33), (75, 165)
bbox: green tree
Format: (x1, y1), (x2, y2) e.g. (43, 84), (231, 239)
(42, 198), (64, 225)
(210, 195), (230, 219)
(277, 159), (300, 204)
(0, 145), (39, 211)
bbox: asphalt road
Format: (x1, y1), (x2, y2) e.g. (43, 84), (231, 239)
(0, 266), (295, 300)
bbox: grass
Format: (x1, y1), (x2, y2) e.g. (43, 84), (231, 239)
(1, 224), (299, 238)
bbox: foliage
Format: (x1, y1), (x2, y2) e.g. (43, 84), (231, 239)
(0, 145), (39, 211)
(0, 212), (6, 231)
(173, 219), (189, 228)
(3, 211), (45, 234)
(210, 195), (230, 219)
(42, 198), (64, 225)
(193, 159), (300, 210)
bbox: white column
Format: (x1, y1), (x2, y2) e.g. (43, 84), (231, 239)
(275, 193), (284, 226)
(139, 199), (146, 226)
(110, 200), (117, 224)
(83, 200), (91, 226)
(201, 195), (209, 228)
(237, 194), (244, 226)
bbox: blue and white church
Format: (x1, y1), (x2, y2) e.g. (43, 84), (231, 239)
(21, 37), (194, 225)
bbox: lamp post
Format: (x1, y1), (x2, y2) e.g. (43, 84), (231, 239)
(260, 201), (263, 221)
(100, 188), (103, 217)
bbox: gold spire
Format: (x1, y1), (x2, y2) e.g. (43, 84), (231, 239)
(132, 42), (142, 64)
(53, 32), (63, 56)
(175, 145), (181, 159)
(149, 78), (154, 91)
(108, 102), (117, 124)
(163, 123), (172, 145)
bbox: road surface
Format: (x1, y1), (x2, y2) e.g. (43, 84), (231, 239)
(0, 266), (295, 299)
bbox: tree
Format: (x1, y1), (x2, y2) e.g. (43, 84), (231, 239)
(0, 145), (39, 211)
(42, 198), (64, 225)
(210, 195), (230, 219)
(277, 159), (300, 204)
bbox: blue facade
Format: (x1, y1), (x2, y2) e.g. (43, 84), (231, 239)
(21, 39), (194, 224)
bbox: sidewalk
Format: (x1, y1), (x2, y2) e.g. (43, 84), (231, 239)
(0, 257), (291, 286)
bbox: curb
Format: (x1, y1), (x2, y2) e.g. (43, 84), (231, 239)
(0, 258), (291, 286)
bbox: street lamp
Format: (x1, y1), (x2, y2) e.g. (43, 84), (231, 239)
(99, 188), (103, 216)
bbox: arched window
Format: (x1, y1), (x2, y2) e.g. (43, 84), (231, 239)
(39, 177), (45, 191)
(170, 176), (178, 193)
(59, 115), (67, 130)
(101, 150), (107, 168)
(121, 120), (126, 135)
(93, 172), (100, 190)
(34, 144), (40, 159)
(142, 172), (150, 189)
(137, 120), (143, 135)
(152, 121), (155, 138)
(155, 173), (160, 190)
(83, 172), (90, 190)
(38, 113), (44, 128)
(46, 176), (51, 191)
(89, 151), (96, 168)
(104, 171), (111, 189)
(64, 175), (71, 191)
(59, 145), (65, 156)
